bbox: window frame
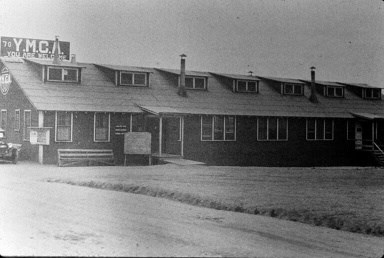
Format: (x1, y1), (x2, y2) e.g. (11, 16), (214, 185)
(236, 80), (259, 93)
(47, 67), (79, 82)
(94, 112), (111, 142)
(257, 117), (289, 141)
(200, 115), (236, 141)
(326, 86), (344, 98)
(120, 71), (147, 87)
(306, 118), (334, 141)
(55, 111), (73, 142)
(1, 109), (7, 130)
(184, 76), (207, 90)
(23, 110), (31, 141)
(14, 109), (20, 132)
(283, 83), (303, 96)
(363, 88), (381, 100)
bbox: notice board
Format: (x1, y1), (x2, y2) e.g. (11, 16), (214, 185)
(30, 127), (51, 145)
(124, 132), (151, 155)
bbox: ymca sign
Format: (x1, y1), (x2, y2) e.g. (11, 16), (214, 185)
(1, 36), (70, 60)
(0, 66), (11, 95)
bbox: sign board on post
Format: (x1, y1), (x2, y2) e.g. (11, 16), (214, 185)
(30, 127), (51, 145)
(1, 36), (70, 60)
(124, 132), (152, 165)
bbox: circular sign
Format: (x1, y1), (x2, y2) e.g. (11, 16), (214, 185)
(0, 67), (11, 95)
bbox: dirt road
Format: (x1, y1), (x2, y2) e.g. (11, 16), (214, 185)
(0, 163), (383, 257)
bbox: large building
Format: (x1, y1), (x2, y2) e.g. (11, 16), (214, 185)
(0, 37), (384, 166)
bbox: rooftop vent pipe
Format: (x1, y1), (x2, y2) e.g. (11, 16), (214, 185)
(70, 54), (76, 64)
(178, 54), (187, 97)
(309, 66), (318, 103)
(52, 36), (61, 65)
(248, 71), (253, 76)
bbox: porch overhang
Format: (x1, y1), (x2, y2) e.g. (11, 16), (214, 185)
(350, 112), (384, 120)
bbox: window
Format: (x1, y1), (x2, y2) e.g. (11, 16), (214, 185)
(120, 72), (147, 86)
(94, 113), (110, 142)
(326, 86), (344, 98)
(23, 110), (31, 141)
(184, 77), (206, 90)
(236, 80), (258, 93)
(306, 118), (334, 140)
(257, 117), (288, 141)
(283, 83), (303, 95)
(14, 109), (20, 131)
(364, 88), (381, 99)
(0, 109), (7, 130)
(47, 67), (79, 82)
(201, 115), (236, 141)
(55, 112), (72, 142)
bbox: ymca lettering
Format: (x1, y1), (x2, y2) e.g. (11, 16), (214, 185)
(1, 36), (70, 60)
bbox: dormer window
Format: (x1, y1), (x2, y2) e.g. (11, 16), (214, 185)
(120, 72), (147, 86)
(283, 83), (303, 95)
(47, 67), (79, 82)
(185, 77), (206, 90)
(326, 86), (344, 98)
(236, 80), (258, 93)
(363, 88), (381, 99)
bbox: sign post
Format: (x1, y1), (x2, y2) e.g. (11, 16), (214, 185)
(124, 132), (152, 165)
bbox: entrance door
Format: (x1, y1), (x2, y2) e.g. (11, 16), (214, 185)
(355, 122), (362, 150)
(163, 117), (181, 155)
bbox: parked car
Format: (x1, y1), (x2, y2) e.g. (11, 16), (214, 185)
(0, 128), (21, 164)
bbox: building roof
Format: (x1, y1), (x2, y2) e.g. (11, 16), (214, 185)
(210, 72), (261, 81)
(259, 76), (305, 85)
(155, 68), (210, 77)
(24, 58), (87, 68)
(1, 57), (384, 119)
(341, 82), (384, 89)
(300, 80), (346, 87)
(95, 64), (154, 73)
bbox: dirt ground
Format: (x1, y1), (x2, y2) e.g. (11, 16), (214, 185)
(38, 163), (384, 235)
(1, 162), (384, 257)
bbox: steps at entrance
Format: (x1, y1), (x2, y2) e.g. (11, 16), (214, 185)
(372, 149), (384, 167)
(152, 153), (206, 166)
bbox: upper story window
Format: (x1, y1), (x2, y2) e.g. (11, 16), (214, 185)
(47, 67), (79, 82)
(120, 72), (147, 86)
(326, 86), (344, 98)
(236, 80), (258, 93)
(283, 83), (303, 96)
(185, 77), (206, 90)
(363, 88), (381, 99)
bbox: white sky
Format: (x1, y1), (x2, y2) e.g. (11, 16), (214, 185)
(0, 0), (383, 86)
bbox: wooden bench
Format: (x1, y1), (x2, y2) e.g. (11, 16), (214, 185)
(57, 149), (115, 167)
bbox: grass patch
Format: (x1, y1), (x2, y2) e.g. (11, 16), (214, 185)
(47, 178), (384, 237)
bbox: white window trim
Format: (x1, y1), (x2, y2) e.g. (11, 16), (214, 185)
(326, 86), (344, 98)
(200, 115), (236, 141)
(236, 80), (259, 93)
(47, 67), (79, 82)
(257, 117), (288, 141)
(55, 112), (73, 142)
(306, 118), (334, 141)
(120, 71), (147, 86)
(184, 76), (207, 90)
(14, 109), (20, 131)
(93, 113), (111, 142)
(283, 83), (303, 96)
(23, 110), (31, 141)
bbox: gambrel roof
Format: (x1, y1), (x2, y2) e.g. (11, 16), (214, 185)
(1, 57), (384, 119)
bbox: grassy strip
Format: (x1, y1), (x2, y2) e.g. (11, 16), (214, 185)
(47, 179), (384, 237)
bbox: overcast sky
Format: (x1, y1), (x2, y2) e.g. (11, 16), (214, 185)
(0, 0), (383, 86)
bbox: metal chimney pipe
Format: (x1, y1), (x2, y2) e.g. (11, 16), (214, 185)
(178, 54), (187, 97)
(309, 66), (318, 103)
(52, 36), (60, 65)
